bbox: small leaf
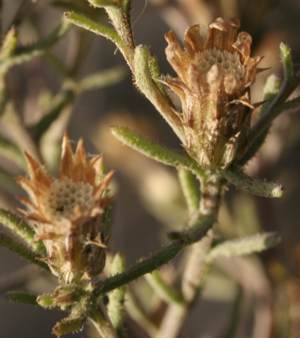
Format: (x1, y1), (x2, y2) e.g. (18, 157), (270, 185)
(223, 169), (283, 198)
(64, 11), (120, 45)
(111, 126), (206, 179)
(207, 232), (281, 262)
(0, 20), (70, 74)
(6, 291), (38, 305)
(0, 28), (18, 61)
(37, 293), (56, 309)
(0, 233), (48, 270)
(178, 168), (200, 214)
(0, 209), (45, 254)
(52, 316), (85, 337)
(134, 45), (184, 141)
(239, 42), (298, 165)
(78, 66), (126, 92)
(107, 254), (126, 330)
(280, 42), (294, 81)
(145, 271), (185, 305)
(88, 0), (119, 7)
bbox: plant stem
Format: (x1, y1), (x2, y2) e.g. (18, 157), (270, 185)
(93, 215), (214, 299)
(156, 175), (222, 338)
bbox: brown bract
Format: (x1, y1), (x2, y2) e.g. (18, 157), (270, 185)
(17, 135), (113, 283)
(163, 17), (262, 169)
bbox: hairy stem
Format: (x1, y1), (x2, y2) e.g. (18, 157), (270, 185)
(93, 215), (214, 299)
(157, 175), (222, 338)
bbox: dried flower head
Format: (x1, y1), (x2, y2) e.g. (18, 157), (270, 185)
(17, 135), (113, 283)
(164, 17), (262, 169)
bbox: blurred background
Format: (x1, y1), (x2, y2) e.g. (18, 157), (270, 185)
(1, 0), (300, 337)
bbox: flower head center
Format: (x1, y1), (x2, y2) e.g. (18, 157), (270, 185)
(45, 178), (94, 221)
(197, 48), (244, 81)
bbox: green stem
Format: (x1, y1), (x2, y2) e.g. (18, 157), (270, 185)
(157, 176), (221, 338)
(93, 215), (214, 298)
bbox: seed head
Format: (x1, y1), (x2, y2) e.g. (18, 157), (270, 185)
(163, 18), (262, 169)
(17, 135), (113, 283)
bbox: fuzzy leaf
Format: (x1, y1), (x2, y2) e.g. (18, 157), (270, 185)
(0, 20), (70, 74)
(6, 291), (38, 305)
(134, 45), (184, 141)
(88, 0), (119, 7)
(107, 254), (126, 331)
(0, 28), (18, 61)
(64, 11), (120, 45)
(223, 169), (283, 198)
(145, 271), (185, 305)
(111, 126), (206, 178)
(0, 209), (45, 254)
(0, 233), (48, 270)
(52, 316), (85, 337)
(239, 42), (298, 165)
(207, 232), (281, 262)
(78, 66), (126, 92)
(178, 168), (200, 214)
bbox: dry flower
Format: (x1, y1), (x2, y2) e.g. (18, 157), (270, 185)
(163, 17), (262, 169)
(17, 135), (114, 283)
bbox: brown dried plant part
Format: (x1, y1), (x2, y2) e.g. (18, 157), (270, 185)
(17, 135), (114, 283)
(163, 17), (262, 169)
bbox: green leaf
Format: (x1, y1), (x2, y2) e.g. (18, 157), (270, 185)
(111, 126), (206, 179)
(0, 20), (70, 74)
(207, 232), (281, 262)
(0, 232), (48, 270)
(145, 271), (185, 306)
(0, 28), (18, 61)
(88, 0), (119, 7)
(52, 315), (86, 337)
(178, 168), (200, 214)
(239, 42), (298, 165)
(64, 11), (121, 45)
(78, 66), (126, 92)
(280, 42), (294, 80)
(107, 254), (126, 331)
(134, 45), (184, 141)
(6, 291), (38, 305)
(223, 169), (283, 198)
(0, 209), (45, 254)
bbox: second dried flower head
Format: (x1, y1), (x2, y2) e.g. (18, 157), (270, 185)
(164, 17), (262, 169)
(17, 135), (113, 284)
